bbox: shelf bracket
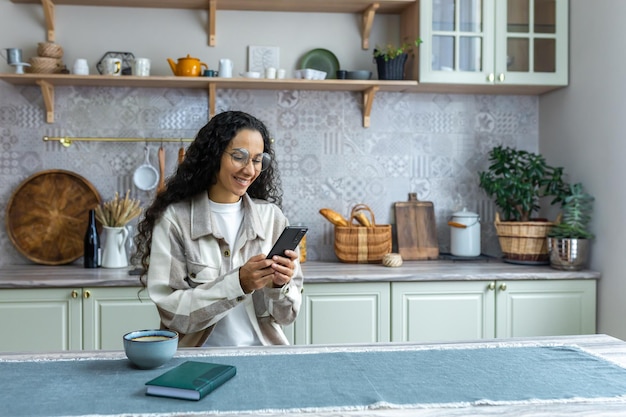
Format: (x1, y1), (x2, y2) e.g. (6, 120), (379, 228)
(361, 3), (379, 50)
(36, 80), (55, 123)
(208, 82), (216, 119)
(208, 0), (216, 46)
(362, 85), (379, 128)
(40, 0), (55, 42)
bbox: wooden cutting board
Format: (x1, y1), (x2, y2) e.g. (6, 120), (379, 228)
(5, 170), (101, 265)
(394, 193), (439, 260)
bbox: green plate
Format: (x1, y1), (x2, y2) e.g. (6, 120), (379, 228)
(299, 48), (340, 79)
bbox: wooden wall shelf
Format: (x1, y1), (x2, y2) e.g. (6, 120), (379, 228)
(0, 73), (418, 127)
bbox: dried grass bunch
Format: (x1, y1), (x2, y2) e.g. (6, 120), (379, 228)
(95, 191), (142, 227)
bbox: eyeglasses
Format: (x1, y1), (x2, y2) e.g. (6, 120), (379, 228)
(226, 148), (271, 172)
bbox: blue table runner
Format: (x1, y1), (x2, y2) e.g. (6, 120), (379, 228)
(4, 345), (626, 416)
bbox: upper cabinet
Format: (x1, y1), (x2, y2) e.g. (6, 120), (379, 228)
(413, 0), (568, 87)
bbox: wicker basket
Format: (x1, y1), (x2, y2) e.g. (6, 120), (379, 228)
(28, 56), (63, 74)
(37, 42), (64, 59)
(494, 212), (555, 263)
(334, 204), (392, 264)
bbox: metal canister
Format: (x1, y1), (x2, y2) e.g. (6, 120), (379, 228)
(448, 208), (481, 257)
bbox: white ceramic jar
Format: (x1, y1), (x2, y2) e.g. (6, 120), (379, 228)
(449, 208), (481, 257)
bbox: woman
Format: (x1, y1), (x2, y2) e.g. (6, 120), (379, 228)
(134, 111), (302, 347)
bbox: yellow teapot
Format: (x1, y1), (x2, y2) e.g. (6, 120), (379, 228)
(167, 54), (208, 77)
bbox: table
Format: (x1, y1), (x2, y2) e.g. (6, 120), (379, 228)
(2, 334), (626, 416)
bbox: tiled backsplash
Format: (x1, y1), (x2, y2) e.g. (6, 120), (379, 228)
(0, 82), (538, 266)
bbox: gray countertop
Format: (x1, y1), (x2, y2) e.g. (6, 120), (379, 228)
(0, 260), (600, 289)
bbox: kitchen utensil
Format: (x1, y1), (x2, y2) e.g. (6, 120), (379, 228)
(102, 57), (122, 76)
(157, 144), (166, 193)
(96, 51), (135, 75)
(2, 47), (22, 65)
(72, 58), (89, 75)
(394, 193), (439, 260)
(218, 58), (233, 78)
(167, 54), (208, 77)
(240, 71), (261, 78)
(449, 208), (481, 257)
(347, 70), (372, 80)
(101, 226), (129, 268)
(123, 329), (178, 369)
(133, 146), (159, 191)
(299, 48), (340, 79)
(132, 57), (150, 76)
(178, 142), (185, 164)
(5, 169), (101, 265)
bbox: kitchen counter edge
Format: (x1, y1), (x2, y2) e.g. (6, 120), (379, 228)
(0, 260), (600, 289)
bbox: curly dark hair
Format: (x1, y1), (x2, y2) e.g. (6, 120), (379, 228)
(133, 111), (282, 282)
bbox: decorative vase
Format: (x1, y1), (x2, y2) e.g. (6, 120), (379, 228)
(547, 237), (590, 271)
(102, 226), (129, 268)
(374, 53), (408, 80)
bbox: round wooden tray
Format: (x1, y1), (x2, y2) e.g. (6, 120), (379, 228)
(5, 170), (102, 265)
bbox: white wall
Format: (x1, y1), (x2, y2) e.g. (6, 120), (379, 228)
(0, 2), (399, 76)
(540, 0), (626, 339)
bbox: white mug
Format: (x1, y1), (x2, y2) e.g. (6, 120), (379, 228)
(218, 58), (233, 78)
(72, 58), (89, 75)
(132, 57), (150, 76)
(102, 58), (122, 76)
(265, 67), (277, 79)
(276, 68), (286, 79)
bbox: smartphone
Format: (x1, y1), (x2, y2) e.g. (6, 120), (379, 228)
(266, 226), (308, 259)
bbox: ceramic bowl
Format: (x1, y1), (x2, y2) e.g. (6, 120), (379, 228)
(240, 71), (261, 78)
(347, 70), (372, 80)
(123, 329), (178, 369)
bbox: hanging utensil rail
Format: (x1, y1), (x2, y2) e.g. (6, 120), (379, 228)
(43, 136), (193, 147)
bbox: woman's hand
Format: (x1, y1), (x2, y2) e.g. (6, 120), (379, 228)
(269, 249), (298, 288)
(239, 254), (275, 293)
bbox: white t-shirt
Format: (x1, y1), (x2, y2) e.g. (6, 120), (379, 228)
(204, 199), (262, 346)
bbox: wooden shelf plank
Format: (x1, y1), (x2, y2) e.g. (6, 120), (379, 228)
(0, 74), (416, 92)
(10, 0), (416, 13)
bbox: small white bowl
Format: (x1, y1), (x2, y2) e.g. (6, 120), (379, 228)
(123, 329), (178, 369)
(240, 71), (261, 78)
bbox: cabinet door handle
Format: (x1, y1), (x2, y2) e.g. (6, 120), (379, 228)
(487, 282), (496, 291)
(498, 73), (505, 82)
(499, 283), (507, 291)
(487, 73), (495, 82)
(83, 290), (91, 299)
(71, 290), (79, 299)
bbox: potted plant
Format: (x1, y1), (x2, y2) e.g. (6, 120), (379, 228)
(373, 38), (422, 80)
(478, 145), (569, 264)
(547, 183), (594, 270)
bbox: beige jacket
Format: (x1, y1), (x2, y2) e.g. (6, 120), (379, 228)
(147, 193), (303, 347)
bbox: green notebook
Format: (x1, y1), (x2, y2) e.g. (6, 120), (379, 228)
(145, 361), (236, 401)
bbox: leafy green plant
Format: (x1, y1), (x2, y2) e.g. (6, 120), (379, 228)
(373, 38), (422, 61)
(478, 145), (569, 222)
(548, 183), (594, 239)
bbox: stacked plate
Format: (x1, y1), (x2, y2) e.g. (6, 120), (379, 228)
(299, 48), (339, 79)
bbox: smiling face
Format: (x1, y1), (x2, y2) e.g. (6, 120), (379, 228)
(208, 128), (265, 203)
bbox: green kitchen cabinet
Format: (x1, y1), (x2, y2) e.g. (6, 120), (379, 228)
(294, 282), (391, 345)
(0, 287), (160, 353)
(391, 279), (596, 343)
(415, 0), (568, 87)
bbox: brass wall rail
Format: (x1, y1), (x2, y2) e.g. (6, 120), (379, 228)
(43, 136), (194, 147)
